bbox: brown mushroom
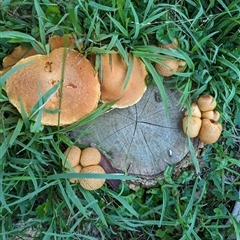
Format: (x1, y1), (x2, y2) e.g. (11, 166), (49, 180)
(63, 146), (81, 168)
(67, 165), (83, 183)
(177, 60), (187, 73)
(201, 110), (220, 122)
(197, 95), (217, 112)
(155, 58), (186, 77)
(184, 103), (201, 118)
(5, 47), (100, 126)
(79, 165), (106, 190)
(198, 119), (222, 144)
(99, 53), (147, 108)
(80, 147), (101, 167)
(182, 116), (202, 138)
(159, 38), (179, 50)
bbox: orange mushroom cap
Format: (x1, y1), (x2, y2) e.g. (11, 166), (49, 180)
(63, 146), (81, 168)
(99, 53), (147, 108)
(80, 147), (101, 167)
(201, 110), (220, 122)
(159, 38), (179, 50)
(5, 47), (100, 126)
(197, 95), (217, 112)
(79, 165), (106, 190)
(48, 34), (77, 51)
(67, 165), (83, 183)
(198, 119), (222, 144)
(184, 103), (202, 118)
(182, 116), (202, 138)
(2, 45), (38, 69)
(155, 58), (186, 77)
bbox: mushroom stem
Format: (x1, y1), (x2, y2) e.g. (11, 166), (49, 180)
(90, 143), (121, 190)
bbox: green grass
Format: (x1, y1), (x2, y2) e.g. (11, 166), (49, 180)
(0, 0), (240, 239)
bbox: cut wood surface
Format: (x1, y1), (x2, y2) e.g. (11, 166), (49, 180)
(71, 84), (195, 182)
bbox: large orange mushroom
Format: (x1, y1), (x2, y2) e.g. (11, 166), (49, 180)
(98, 53), (147, 108)
(5, 47), (101, 126)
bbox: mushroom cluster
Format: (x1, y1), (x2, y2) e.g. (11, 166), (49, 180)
(154, 38), (186, 77)
(2, 34), (148, 125)
(183, 95), (222, 144)
(63, 146), (106, 190)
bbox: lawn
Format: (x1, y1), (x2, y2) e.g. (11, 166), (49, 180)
(0, 0), (240, 239)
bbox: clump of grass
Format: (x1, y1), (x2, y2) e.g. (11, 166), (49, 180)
(0, 0), (240, 239)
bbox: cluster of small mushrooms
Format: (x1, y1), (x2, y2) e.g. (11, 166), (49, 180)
(183, 95), (222, 144)
(62, 144), (120, 191)
(63, 146), (106, 190)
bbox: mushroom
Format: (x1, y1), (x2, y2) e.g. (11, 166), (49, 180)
(201, 110), (220, 122)
(80, 147), (101, 167)
(48, 34), (77, 50)
(182, 116), (202, 138)
(155, 58), (186, 77)
(99, 53), (147, 108)
(1, 45), (38, 76)
(184, 103), (201, 118)
(198, 119), (222, 144)
(90, 143), (121, 190)
(79, 165), (106, 190)
(197, 95), (217, 112)
(89, 143), (121, 190)
(67, 165), (82, 183)
(5, 47), (101, 126)
(159, 38), (179, 50)
(2, 45), (38, 69)
(63, 146), (81, 168)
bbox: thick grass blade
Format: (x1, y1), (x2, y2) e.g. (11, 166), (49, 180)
(8, 118), (23, 147)
(28, 82), (60, 120)
(63, 180), (88, 217)
(0, 31), (37, 42)
(158, 184), (169, 227)
(81, 189), (108, 226)
(2, 180), (57, 208)
(47, 172), (136, 181)
(108, 190), (139, 218)
(123, 53), (133, 89)
(33, 0), (46, 45)
(188, 138), (200, 174)
(108, 15), (128, 37)
(129, 1), (140, 39)
(89, 1), (117, 11)
(140, 58), (168, 115)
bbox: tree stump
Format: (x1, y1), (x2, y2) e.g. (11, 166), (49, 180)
(70, 84), (198, 187)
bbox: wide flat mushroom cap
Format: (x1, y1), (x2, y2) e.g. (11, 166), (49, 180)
(5, 48), (100, 126)
(100, 54), (147, 108)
